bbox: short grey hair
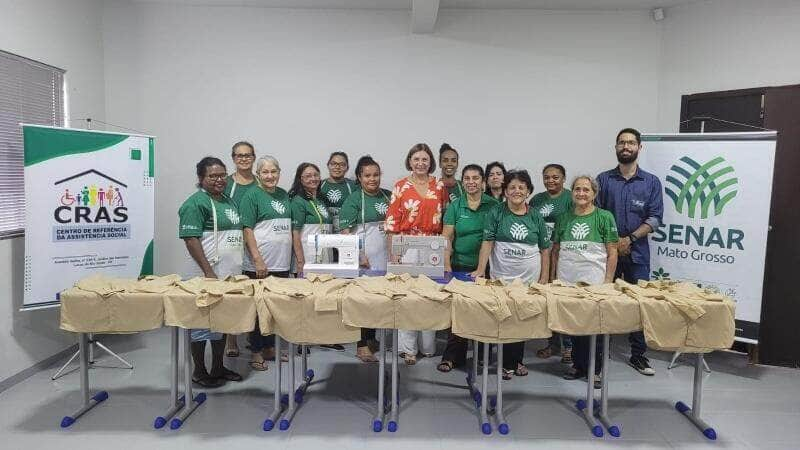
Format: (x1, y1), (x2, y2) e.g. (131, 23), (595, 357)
(571, 175), (599, 194)
(255, 155), (281, 173)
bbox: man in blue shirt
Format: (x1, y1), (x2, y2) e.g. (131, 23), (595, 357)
(597, 128), (663, 376)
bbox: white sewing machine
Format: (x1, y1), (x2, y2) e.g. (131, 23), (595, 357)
(303, 234), (361, 278)
(387, 235), (447, 278)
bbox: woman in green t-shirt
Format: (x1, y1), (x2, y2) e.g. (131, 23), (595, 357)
(438, 164), (499, 372)
(552, 176), (619, 386)
(177, 157), (243, 388)
(289, 163), (333, 276)
(531, 163), (574, 362)
(473, 170), (552, 378)
(339, 155), (391, 363)
(239, 155), (293, 370)
(320, 151), (357, 233)
(223, 141), (258, 357)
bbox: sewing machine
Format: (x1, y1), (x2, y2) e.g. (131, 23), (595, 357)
(387, 235), (447, 278)
(303, 234), (361, 278)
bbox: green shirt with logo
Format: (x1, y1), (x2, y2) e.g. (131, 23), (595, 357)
(178, 190), (243, 278)
(224, 174), (258, 207)
(338, 187), (392, 271)
(530, 189), (572, 238)
(553, 207), (618, 285)
(291, 194), (333, 265)
(483, 203), (551, 283)
(444, 193), (499, 270)
(320, 177), (357, 232)
(238, 186), (293, 272)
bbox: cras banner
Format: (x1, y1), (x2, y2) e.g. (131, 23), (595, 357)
(640, 132), (776, 341)
(22, 125), (155, 309)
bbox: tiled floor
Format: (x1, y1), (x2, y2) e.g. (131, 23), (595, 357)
(1, 328), (797, 449)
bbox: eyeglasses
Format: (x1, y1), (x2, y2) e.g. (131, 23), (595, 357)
(615, 140), (639, 148)
(328, 161), (347, 168)
(205, 174), (226, 180)
(301, 174), (320, 180)
(233, 153), (255, 160)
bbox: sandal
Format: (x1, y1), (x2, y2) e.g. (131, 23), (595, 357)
(514, 363), (528, 377)
(502, 369), (513, 380)
(192, 374), (223, 388)
(560, 347), (573, 364)
(536, 345), (553, 359)
(437, 360), (455, 373)
(212, 367), (243, 382)
(400, 353), (417, 365)
(356, 346), (378, 363)
(249, 359), (268, 371)
(225, 336), (240, 358)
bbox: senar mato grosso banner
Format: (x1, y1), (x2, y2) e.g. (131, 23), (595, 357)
(639, 132), (777, 342)
(22, 125), (155, 310)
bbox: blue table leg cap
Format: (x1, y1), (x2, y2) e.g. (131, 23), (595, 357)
(592, 425), (604, 437)
(675, 401), (690, 413)
(498, 423), (510, 435)
(154, 417), (167, 429)
(93, 391), (109, 402)
(60, 416), (75, 428)
(281, 394), (289, 405)
(703, 428), (717, 440)
(387, 421), (398, 432)
(279, 419), (290, 431)
(169, 418), (183, 430)
(576, 399), (586, 410)
(472, 391), (481, 402)
(608, 425), (621, 437)
(263, 419), (275, 431)
(489, 396), (497, 408)
(481, 422), (492, 435)
(194, 393), (207, 404)
(475, 398), (482, 408)
(306, 369), (315, 379)
(373, 419), (383, 432)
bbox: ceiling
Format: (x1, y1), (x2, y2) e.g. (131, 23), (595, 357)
(129, 0), (697, 11)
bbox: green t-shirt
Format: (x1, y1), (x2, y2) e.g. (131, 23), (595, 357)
(177, 190), (243, 278)
(290, 195), (332, 229)
(444, 179), (464, 203)
(238, 187), (292, 272)
(320, 178), (357, 208)
(553, 207), (619, 284)
(338, 187), (392, 229)
(530, 189), (573, 238)
(338, 187), (392, 271)
(178, 190), (241, 237)
(224, 174), (258, 207)
(483, 203), (551, 283)
(443, 193), (499, 270)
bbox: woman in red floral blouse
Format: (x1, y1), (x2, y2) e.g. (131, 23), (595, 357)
(385, 143), (447, 365)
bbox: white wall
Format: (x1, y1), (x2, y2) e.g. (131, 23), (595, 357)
(657, 0), (800, 130)
(102, 2), (661, 275)
(0, 0), (106, 382)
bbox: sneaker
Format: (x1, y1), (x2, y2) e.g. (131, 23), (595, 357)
(563, 367), (585, 380)
(628, 355), (655, 376)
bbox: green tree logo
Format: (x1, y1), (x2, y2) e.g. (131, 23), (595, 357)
(665, 156), (738, 219)
(652, 267), (670, 280)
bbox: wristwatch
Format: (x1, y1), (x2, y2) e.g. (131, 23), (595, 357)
(629, 234), (638, 242)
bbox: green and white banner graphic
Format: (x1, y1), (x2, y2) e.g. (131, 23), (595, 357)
(641, 132), (776, 340)
(22, 125), (155, 309)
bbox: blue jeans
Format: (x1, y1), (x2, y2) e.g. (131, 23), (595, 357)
(616, 259), (650, 358)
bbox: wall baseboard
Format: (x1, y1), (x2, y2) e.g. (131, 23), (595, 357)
(0, 344), (78, 393)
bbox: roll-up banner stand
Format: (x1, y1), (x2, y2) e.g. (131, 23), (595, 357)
(22, 125), (155, 310)
(640, 132), (777, 342)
